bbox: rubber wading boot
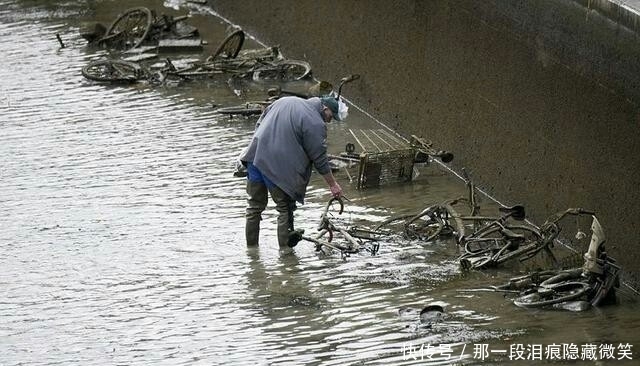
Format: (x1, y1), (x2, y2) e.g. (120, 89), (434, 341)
(245, 217), (260, 246)
(277, 214), (291, 248)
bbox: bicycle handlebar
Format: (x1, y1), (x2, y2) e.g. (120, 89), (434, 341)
(324, 197), (344, 215)
(336, 74), (360, 100)
(317, 197), (345, 231)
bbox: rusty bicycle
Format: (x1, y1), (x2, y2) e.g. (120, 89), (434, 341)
(483, 211), (621, 310)
(288, 197), (381, 259)
(95, 7), (199, 51)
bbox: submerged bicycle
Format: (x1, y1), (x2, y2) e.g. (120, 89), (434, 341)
(480, 210), (621, 310)
(372, 168), (478, 241)
(288, 197), (381, 259)
(90, 7), (199, 51)
(373, 169), (536, 247)
(81, 49), (311, 84)
(459, 208), (596, 270)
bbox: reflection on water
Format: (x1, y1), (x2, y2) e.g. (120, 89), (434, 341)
(1, 1), (639, 365)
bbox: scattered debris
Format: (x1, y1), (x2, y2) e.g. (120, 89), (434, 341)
(56, 33), (65, 48)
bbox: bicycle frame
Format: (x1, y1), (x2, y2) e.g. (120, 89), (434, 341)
(289, 197), (380, 258)
(448, 203), (526, 245)
(461, 208), (601, 270)
(479, 209), (621, 309)
(372, 169), (508, 243)
(441, 168), (524, 244)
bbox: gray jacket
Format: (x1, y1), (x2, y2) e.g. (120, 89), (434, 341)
(239, 97), (331, 203)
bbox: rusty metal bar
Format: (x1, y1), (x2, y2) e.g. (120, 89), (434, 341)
(349, 128), (367, 152)
(359, 129), (383, 152)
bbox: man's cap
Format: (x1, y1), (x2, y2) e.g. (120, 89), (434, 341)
(321, 96), (348, 121)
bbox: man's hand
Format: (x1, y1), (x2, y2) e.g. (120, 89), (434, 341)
(329, 182), (342, 198)
(322, 171), (342, 198)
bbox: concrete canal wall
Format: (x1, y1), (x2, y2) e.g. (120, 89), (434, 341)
(208, 0), (640, 286)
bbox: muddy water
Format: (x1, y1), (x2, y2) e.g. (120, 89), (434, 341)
(1, 1), (639, 365)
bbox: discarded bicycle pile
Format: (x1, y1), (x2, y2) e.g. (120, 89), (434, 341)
(82, 46), (311, 85)
(482, 210), (621, 311)
(373, 171), (621, 310)
(287, 197), (382, 259)
(82, 33), (312, 87)
(80, 6), (201, 51)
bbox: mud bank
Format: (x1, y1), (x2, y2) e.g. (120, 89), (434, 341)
(206, 0), (640, 286)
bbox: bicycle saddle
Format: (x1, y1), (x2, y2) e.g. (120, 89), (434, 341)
(499, 204), (526, 221)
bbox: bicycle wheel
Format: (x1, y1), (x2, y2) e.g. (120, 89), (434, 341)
(101, 7), (152, 51)
(459, 225), (542, 269)
(252, 60), (312, 81)
(474, 224), (541, 241)
(513, 281), (590, 308)
(214, 102), (267, 116)
(211, 30), (245, 60)
(81, 60), (144, 82)
(404, 209), (446, 242)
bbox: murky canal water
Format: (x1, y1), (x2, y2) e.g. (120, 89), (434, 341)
(1, 1), (639, 365)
